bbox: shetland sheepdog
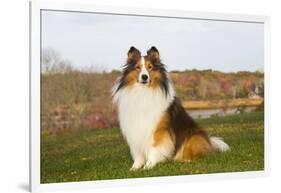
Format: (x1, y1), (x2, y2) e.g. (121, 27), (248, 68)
(112, 46), (229, 170)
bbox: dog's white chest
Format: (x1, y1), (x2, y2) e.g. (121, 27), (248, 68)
(116, 84), (172, 154)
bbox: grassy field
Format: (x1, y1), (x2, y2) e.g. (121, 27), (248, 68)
(41, 111), (264, 183)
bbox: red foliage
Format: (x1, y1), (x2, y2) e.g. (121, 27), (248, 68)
(220, 79), (231, 95)
(243, 80), (253, 93)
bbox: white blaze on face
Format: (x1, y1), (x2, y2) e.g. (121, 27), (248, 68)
(138, 56), (150, 84)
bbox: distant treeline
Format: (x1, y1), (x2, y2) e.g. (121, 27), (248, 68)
(41, 69), (263, 133)
(170, 69), (264, 100)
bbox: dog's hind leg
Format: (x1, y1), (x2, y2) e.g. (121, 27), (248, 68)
(174, 134), (213, 161)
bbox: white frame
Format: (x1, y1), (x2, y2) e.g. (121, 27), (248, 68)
(29, 1), (271, 192)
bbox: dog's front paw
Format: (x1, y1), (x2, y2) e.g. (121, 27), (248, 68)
(143, 160), (156, 170)
(130, 165), (141, 171)
(130, 160), (144, 171)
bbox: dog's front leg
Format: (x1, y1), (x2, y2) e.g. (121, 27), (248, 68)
(130, 153), (146, 171)
(143, 138), (175, 169)
(143, 147), (166, 169)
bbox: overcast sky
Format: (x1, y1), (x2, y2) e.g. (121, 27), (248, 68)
(41, 10), (264, 72)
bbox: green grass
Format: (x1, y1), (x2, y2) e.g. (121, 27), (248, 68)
(41, 111), (264, 183)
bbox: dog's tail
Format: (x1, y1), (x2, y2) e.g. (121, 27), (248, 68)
(210, 137), (230, 152)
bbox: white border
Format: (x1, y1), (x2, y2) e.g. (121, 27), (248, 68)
(30, 1), (270, 192)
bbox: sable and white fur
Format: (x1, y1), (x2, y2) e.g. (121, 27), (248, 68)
(113, 78), (175, 169)
(112, 46), (229, 170)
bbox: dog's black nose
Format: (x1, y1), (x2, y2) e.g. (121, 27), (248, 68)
(141, 74), (148, 81)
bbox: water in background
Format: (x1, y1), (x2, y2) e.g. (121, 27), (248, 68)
(187, 106), (257, 119)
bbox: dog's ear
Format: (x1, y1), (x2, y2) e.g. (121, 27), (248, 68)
(127, 46), (141, 64)
(147, 46), (160, 64)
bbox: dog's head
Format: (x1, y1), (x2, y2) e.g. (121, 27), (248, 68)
(115, 46), (168, 94)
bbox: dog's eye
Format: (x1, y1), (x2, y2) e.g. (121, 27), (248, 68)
(148, 65), (153, 70)
(135, 65), (140, 70)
